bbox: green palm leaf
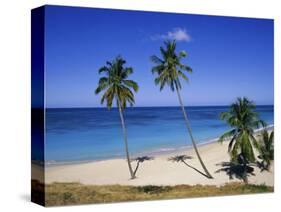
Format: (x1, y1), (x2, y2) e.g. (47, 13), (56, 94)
(219, 97), (269, 180)
(255, 130), (274, 171)
(150, 40), (192, 92)
(95, 56), (139, 109)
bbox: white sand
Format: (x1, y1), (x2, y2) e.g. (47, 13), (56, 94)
(34, 133), (274, 186)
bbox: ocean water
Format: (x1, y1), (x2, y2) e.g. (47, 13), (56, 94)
(45, 105), (274, 163)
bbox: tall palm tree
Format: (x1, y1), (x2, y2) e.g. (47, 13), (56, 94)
(95, 56), (138, 179)
(218, 97), (265, 183)
(150, 40), (213, 179)
(254, 130), (274, 171)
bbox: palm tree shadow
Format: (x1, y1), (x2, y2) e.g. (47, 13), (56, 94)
(168, 155), (212, 179)
(215, 162), (255, 182)
(256, 160), (270, 172)
(132, 156), (154, 176)
(182, 160), (212, 179)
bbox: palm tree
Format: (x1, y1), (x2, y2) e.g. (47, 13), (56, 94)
(132, 156), (154, 176)
(95, 56), (139, 179)
(218, 97), (265, 183)
(254, 130), (274, 171)
(150, 40), (213, 179)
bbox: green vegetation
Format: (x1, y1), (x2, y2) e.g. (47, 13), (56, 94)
(150, 40), (213, 179)
(95, 56), (139, 179)
(254, 130), (274, 171)
(31, 180), (273, 206)
(218, 97), (266, 183)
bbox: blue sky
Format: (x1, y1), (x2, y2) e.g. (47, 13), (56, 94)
(44, 5), (274, 108)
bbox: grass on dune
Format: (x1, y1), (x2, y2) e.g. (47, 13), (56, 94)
(31, 180), (273, 206)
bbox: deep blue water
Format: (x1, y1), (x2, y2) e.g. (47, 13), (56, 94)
(45, 105), (274, 163)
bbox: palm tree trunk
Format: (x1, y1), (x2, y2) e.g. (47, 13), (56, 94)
(175, 87), (213, 179)
(117, 101), (136, 179)
(243, 163), (248, 184)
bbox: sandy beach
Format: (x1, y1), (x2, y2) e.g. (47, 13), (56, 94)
(32, 130), (274, 187)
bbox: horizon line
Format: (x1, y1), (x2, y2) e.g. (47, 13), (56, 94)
(41, 104), (274, 109)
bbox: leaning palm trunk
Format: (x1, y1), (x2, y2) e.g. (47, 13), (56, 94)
(117, 101), (136, 179)
(176, 87), (213, 179)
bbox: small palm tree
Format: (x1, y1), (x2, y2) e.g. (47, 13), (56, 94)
(132, 156), (154, 176)
(218, 97), (265, 183)
(95, 56), (138, 179)
(151, 40), (213, 179)
(254, 130), (274, 171)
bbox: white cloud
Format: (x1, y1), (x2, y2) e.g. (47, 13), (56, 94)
(151, 28), (191, 42)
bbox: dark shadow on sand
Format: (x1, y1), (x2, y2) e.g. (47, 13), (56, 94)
(215, 162), (255, 182)
(168, 155), (212, 179)
(182, 160), (212, 179)
(132, 156), (154, 176)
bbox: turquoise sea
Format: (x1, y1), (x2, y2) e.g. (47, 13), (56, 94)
(45, 105), (274, 164)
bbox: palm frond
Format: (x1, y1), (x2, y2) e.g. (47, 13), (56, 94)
(218, 129), (236, 143)
(150, 40), (192, 92)
(220, 111), (231, 120)
(98, 66), (110, 74)
(228, 134), (237, 152)
(181, 65), (192, 73)
(230, 138), (241, 162)
(150, 55), (164, 65)
(95, 56), (138, 110)
(179, 50), (187, 58)
(177, 70), (189, 82)
(123, 80), (139, 92)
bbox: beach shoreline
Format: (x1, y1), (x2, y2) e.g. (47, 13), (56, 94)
(32, 125), (274, 187)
